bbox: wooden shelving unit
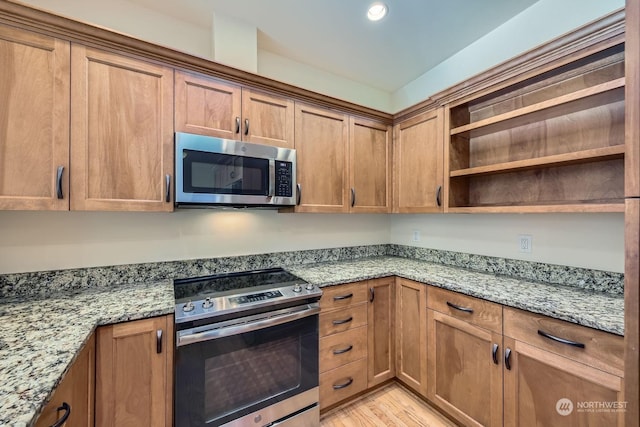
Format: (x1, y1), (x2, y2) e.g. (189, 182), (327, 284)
(446, 45), (625, 213)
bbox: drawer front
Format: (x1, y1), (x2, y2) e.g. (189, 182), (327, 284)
(319, 358), (367, 410)
(503, 307), (624, 377)
(320, 326), (367, 373)
(319, 303), (367, 337)
(320, 282), (368, 311)
(427, 286), (502, 333)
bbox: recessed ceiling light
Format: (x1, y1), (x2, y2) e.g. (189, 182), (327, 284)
(367, 2), (388, 21)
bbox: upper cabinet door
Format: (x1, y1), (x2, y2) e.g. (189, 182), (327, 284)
(294, 103), (349, 213)
(349, 117), (391, 213)
(241, 89), (294, 148)
(175, 70), (242, 140)
(393, 108), (444, 213)
(71, 45), (174, 211)
(0, 25), (70, 210)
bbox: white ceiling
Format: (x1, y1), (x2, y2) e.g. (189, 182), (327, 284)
(128, 0), (540, 92)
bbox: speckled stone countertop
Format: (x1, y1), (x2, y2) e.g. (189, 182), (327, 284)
(286, 257), (624, 335)
(0, 255), (624, 427)
(0, 280), (174, 427)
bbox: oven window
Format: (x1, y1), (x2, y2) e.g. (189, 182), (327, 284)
(175, 315), (318, 427)
(184, 150), (268, 195)
(204, 335), (300, 421)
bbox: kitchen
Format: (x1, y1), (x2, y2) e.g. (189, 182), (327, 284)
(0, 0), (637, 426)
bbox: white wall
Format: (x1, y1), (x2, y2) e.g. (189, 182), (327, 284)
(392, 0), (625, 111)
(0, 211), (390, 274)
(390, 214), (624, 273)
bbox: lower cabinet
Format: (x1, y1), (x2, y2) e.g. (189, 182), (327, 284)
(503, 307), (625, 427)
(395, 278), (428, 397)
(95, 315), (174, 427)
(35, 334), (95, 427)
(319, 282), (368, 409)
(367, 277), (395, 387)
(427, 287), (503, 427)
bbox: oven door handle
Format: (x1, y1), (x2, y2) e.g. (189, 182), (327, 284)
(176, 304), (320, 347)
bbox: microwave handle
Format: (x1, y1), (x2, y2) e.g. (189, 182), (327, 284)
(268, 159), (275, 198)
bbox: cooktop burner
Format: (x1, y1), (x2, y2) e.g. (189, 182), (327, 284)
(173, 268), (321, 324)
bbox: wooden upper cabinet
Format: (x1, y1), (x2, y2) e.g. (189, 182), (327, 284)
(175, 70), (241, 140)
(350, 117), (391, 213)
(70, 45), (174, 211)
(0, 25), (70, 210)
(175, 70), (294, 148)
(393, 108), (444, 213)
(96, 315), (173, 427)
(294, 103), (349, 212)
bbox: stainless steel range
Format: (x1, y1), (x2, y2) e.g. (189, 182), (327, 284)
(173, 268), (322, 427)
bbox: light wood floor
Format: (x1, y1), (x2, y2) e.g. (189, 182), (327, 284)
(319, 382), (458, 427)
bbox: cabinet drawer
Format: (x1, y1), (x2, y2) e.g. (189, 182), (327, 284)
(503, 307), (624, 377)
(427, 287), (502, 333)
(319, 303), (367, 337)
(319, 358), (367, 410)
(320, 326), (367, 373)
(320, 282), (368, 311)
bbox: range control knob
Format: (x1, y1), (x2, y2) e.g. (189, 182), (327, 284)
(293, 284), (302, 293)
(202, 297), (214, 309)
(305, 283), (315, 291)
(183, 301), (195, 312)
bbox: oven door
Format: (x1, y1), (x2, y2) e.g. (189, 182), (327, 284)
(174, 304), (319, 427)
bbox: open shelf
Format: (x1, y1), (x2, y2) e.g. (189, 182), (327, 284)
(450, 145), (625, 178)
(450, 78), (625, 138)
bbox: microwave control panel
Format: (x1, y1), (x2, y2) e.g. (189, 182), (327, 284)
(275, 161), (293, 197)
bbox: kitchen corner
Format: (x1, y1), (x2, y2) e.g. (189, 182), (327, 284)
(0, 244), (624, 426)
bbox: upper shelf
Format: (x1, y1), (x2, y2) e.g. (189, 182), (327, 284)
(449, 145), (625, 178)
(450, 78), (625, 138)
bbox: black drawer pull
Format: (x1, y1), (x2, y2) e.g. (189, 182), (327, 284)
(50, 402), (71, 427)
(492, 343), (499, 365)
(332, 316), (353, 325)
(505, 348), (512, 370)
(333, 378), (354, 390)
(333, 293), (353, 301)
(333, 345), (353, 355)
(537, 330), (585, 348)
(446, 301), (474, 314)
(369, 287), (374, 303)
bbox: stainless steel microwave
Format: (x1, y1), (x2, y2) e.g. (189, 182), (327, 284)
(175, 132), (297, 208)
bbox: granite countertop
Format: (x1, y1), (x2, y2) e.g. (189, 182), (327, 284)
(0, 256), (624, 426)
(0, 280), (174, 427)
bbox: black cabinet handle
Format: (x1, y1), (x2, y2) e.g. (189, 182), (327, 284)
(492, 343), (499, 365)
(351, 188), (356, 207)
(156, 329), (163, 354)
(56, 166), (64, 199)
(165, 175), (171, 203)
(244, 118), (249, 135)
(332, 316), (353, 325)
(436, 185), (442, 207)
(369, 287), (375, 303)
(235, 117), (240, 134)
(50, 402), (71, 427)
(333, 293), (353, 301)
(537, 330), (585, 348)
(296, 184), (301, 206)
(446, 301), (474, 314)
(505, 348), (512, 370)
(333, 345), (353, 355)
(333, 378), (354, 390)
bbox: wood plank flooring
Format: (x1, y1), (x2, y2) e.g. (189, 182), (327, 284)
(320, 382), (458, 427)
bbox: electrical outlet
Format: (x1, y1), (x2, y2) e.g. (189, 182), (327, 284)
(518, 235), (532, 253)
(412, 230), (421, 242)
